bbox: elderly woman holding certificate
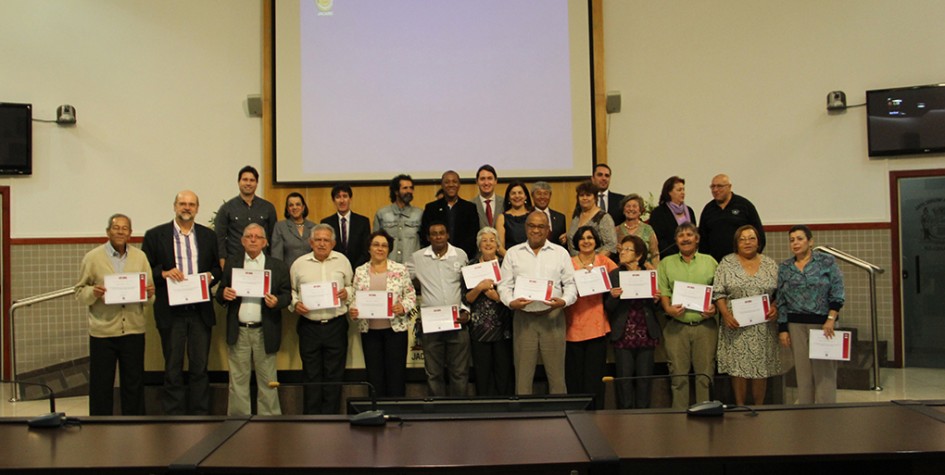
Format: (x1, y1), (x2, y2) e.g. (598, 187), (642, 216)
(713, 225), (780, 406)
(565, 225), (618, 409)
(461, 227), (513, 396)
(604, 234), (662, 409)
(349, 230), (416, 397)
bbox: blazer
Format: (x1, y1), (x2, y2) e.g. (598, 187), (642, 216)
(142, 221), (222, 329)
(574, 190), (625, 226)
(320, 212), (371, 270)
(648, 202), (696, 258)
(215, 256), (291, 354)
(420, 197), (480, 259)
(471, 194), (504, 229)
(603, 268), (662, 342)
(547, 208), (568, 247)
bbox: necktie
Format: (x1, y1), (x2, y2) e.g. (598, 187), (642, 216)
(485, 199), (493, 226)
(341, 216), (348, 250)
(598, 192), (606, 211)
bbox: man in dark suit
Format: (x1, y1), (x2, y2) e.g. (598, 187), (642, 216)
(142, 190), (222, 415)
(470, 164), (503, 229)
(215, 223), (291, 416)
(532, 181), (568, 247)
(421, 170), (480, 258)
(574, 164), (625, 225)
(320, 184), (371, 270)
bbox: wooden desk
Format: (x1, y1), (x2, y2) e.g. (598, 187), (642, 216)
(199, 414), (597, 474)
(581, 403), (945, 473)
(0, 417), (228, 473)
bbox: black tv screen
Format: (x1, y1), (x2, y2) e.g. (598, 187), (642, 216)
(0, 102), (32, 175)
(867, 83), (945, 157)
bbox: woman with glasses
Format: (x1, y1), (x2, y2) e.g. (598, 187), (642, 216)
(604, 235), (662, 409)
(348, 230), (416, 397)
(713, 225), (780, 406)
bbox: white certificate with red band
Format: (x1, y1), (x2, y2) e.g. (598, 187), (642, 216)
(671, 281), (713, 313)
(231, 268), (271, 298)
(574, 266), (612, 297)
(300, 281), (341, 310)
(461, 259), (502, 288)
(618, 270), (657, 299)
(104, 272), (148, 305)
(421, 305), (461, 333)
(167, 274), (210, 306)
(809, 330), (852, 361)
(356, 291), (394, 319)
(513, 278), (554, 302)
(731, 294), (770, 327)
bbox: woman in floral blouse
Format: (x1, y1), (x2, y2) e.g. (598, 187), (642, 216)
(349, 230), (416, 397)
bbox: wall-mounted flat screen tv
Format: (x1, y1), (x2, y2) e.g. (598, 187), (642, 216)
(0, 102), (32, 175)
(867, 83), (945, 158)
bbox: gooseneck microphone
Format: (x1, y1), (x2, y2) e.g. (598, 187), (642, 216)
(2, 379), (68, 427)
(268, 380), (389, 426)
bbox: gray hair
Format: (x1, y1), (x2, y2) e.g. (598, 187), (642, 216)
(476, 226), (499, 248)
(674, 222), (699, 238)
(242, 223), (267, 239)
(310, 223), (336, 242)
(532, 181), (552, 192)
(107, 213), (131, 230)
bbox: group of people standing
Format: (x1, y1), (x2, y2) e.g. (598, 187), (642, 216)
(75, 163), (846, 416)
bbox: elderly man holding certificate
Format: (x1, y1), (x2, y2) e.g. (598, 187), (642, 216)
(216, 224), (291, 416)
(290, 223), (354, 414)
(76, 213), (155, 416)
(498, 211), (577, 396)
(656, 222), (718, 409)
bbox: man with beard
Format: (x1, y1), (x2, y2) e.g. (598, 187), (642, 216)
(374, 174), (423, 264)
(215, 165), (277, 269)
(699, 173), (766, 262)
(142, 190), (222, 415)
(657, 222), (718, 409)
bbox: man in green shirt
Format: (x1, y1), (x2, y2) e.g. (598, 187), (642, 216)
(657, 222), (718, 409)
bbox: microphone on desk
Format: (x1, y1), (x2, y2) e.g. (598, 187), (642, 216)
(1, 379), (66, 427)
(601, 374), (753, 417)
(268, 380), (388, 426)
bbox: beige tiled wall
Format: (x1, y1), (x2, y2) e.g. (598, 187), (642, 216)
(9, 228), (898, 375)
(10, 243), (100, 374)
(763, 228), (894, 361)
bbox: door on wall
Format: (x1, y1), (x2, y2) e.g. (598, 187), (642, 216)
(899, 175), (945, 368)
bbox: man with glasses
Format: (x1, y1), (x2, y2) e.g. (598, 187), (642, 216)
(497, 211), (576, 395)
(699, 174), (765, 262)
(76, 213), (155, 415)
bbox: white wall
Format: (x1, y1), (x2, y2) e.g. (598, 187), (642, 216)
(603, 0), (945, 224)
(0, 0), (263, 238)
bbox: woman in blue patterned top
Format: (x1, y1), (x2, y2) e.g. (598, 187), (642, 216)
(776, 225), (845, 404)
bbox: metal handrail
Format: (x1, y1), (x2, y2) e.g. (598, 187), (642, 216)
(7, 287), (77, 402)
(814, 246), (884, 391)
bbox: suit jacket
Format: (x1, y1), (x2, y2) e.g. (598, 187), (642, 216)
(471, 194), (504, 229)
(544, 208), (568, 247)
(574, 190), (625, 226)
(603, 268), (662, 342)
(420, 197), (480, 259)
(215, 256), (291, 354)
(320, 212), (371, 270)
(142, 221), (222, 329)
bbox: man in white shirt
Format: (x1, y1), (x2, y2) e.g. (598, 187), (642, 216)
(290, 224), (354, 414)
(497, 211), (577, 395)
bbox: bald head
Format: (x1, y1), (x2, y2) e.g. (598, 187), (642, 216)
(710, 174), (732, 205)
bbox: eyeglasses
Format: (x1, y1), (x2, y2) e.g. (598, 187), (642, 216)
(709, 184), (731, 189)
(618, 247), (636, 253)
(370, 242), (389, 248)
(738, 236), (758, 242)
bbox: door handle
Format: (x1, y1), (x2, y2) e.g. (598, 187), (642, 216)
(915, 255), (921, 295)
